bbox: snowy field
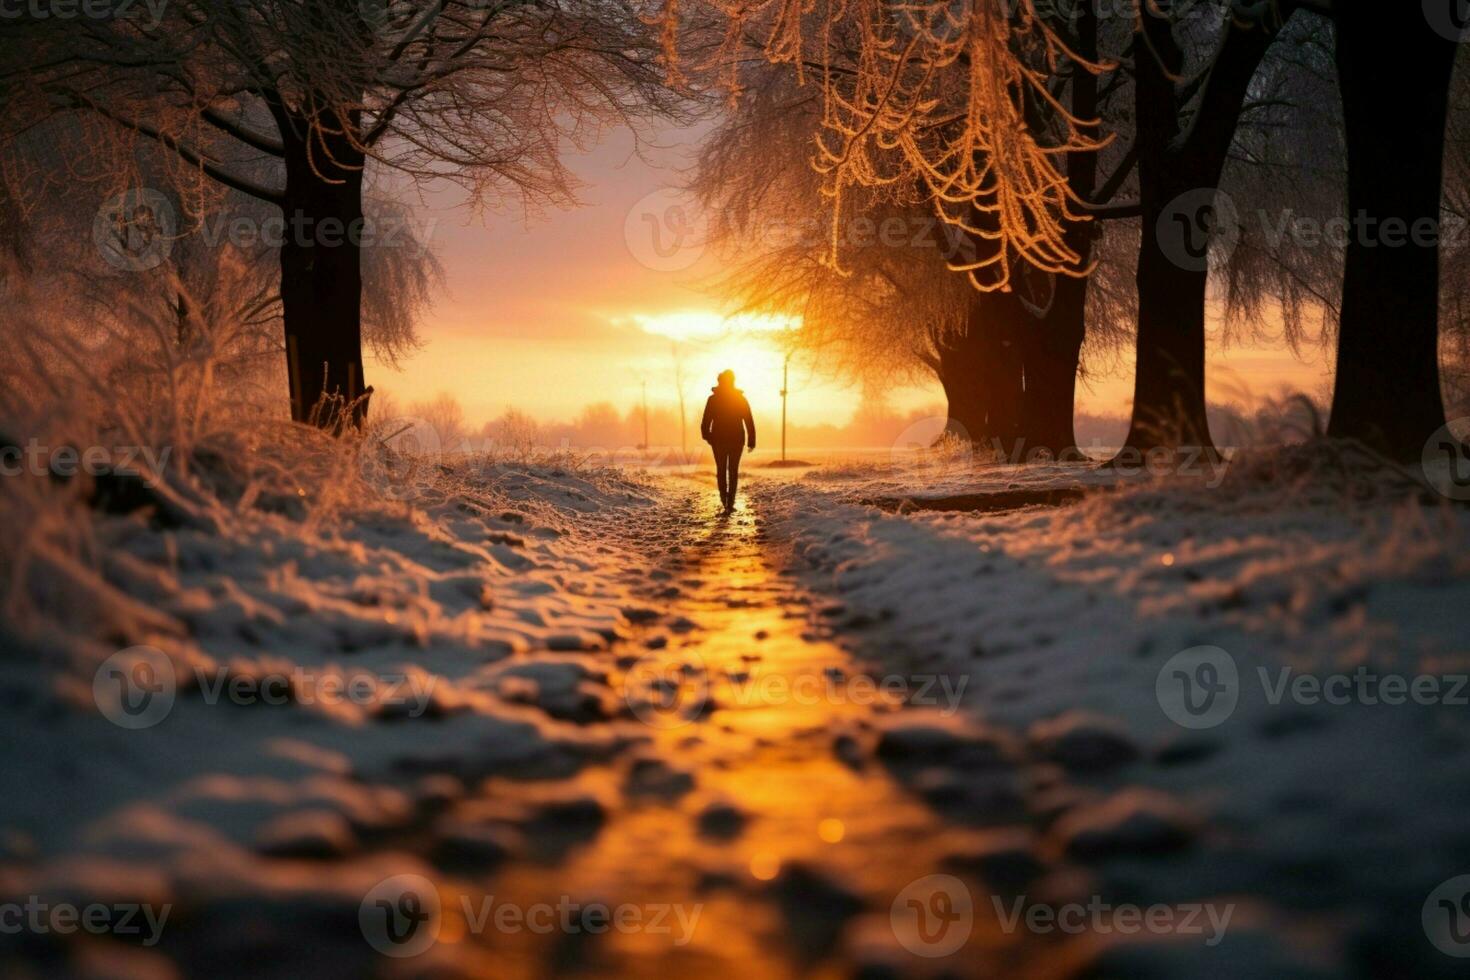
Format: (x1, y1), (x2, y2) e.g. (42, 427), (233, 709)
(2, 445), (1468, 978)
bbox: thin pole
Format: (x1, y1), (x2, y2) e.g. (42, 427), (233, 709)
(780, 354), (789, 463)
(674, 343), (687, 461)
(641, 380), (650, 452)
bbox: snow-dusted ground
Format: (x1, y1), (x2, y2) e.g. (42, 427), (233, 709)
(753, 450), (1470, 977)
(2, 447), (1468, 978)
(1, 458), (675, 977)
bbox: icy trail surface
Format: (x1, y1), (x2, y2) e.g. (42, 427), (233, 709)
(3, 455), (1469, 978)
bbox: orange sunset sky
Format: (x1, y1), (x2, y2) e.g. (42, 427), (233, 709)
(369, 119), (1330, 442)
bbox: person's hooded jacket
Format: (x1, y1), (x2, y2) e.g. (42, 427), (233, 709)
(701, 383), (755, 449)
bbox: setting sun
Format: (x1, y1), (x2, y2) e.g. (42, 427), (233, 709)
(625, 310), (799, 342)
(625, 311), (800, 399)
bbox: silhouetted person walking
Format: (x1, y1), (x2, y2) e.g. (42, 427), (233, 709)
(701, 370), (755, 512)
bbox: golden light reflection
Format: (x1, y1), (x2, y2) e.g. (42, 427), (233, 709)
(749, 853), (781, 880)
(818, 818), (845, 843)
(467, 493), (973, 974)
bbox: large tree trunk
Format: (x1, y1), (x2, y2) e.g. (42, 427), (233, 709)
(1326, 7), (1456, 460)
(1018, 2), (1096, 462)
(1021, 273), (1086, 458)
(974, 290), (1026, 457)
(930, 290), (1027, 455)
(1114, 7), (1283, 464)
(277, 108), (369, 431)
(1123, 234), (1213, 453)
(938, 0), (1099, 463)
(936, 326), (992, 445)
(1116, 8), (1214, 460)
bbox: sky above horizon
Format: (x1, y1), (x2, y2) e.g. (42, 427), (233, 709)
(368, 119), (1331, 437)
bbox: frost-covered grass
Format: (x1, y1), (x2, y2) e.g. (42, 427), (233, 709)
(0, 287), (683, 976)
(0, 433), (670, 973)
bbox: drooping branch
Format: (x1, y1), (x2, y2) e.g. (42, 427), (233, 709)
(52, 91), (285, 206)
(663, 0), (1116, 291)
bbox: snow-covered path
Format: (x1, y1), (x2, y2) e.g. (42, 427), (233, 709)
(5, 457), (1470, 978)
(474, 479), (979, 976)
(1, 463), (1020, 979)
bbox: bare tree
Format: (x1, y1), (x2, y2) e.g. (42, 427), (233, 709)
(1217, 5), (1465, 461)
(5, 0), (689, 428)
(692, 3), (1136, 457)
(1093, 1), (1307, 462)
(2, 123), (438, 409)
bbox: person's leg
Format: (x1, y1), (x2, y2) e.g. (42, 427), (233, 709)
(714, 446), (730, 506)
(728, 446), (743, 507)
